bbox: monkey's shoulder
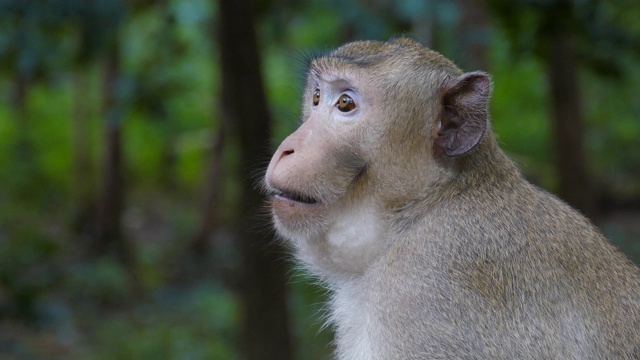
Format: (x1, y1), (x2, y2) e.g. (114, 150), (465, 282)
(375, 182), (640, 357)
(437, 180), (640, 299)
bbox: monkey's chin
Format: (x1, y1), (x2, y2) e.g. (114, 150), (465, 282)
(270, 195), (327, 236)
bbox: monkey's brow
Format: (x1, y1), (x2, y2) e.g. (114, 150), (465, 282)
(308, 55), (370, 78)
(312, 75), (356, 89)
(308, 63), (359, 86)
(307, 61), (333, 79)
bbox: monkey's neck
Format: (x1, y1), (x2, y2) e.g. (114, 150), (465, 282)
(388, 137), (520, 232)
(456, 134), (521, 185)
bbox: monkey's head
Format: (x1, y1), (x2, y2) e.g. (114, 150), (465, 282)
(264, 38), (493, 279)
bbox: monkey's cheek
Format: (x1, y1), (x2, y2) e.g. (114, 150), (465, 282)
(271, 197), (326, 235)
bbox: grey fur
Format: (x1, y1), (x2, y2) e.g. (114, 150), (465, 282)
(265, 38), (640, 359)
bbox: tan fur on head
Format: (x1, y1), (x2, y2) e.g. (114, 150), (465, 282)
(265, 38), (472, 280)
(264, 38), (640, 359)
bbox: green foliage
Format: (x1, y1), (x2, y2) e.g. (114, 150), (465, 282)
(85, 284), (239, 360)
(30, 82), (74, 190)
(0, 221), (60, 320)
(584, 63), (640, 196)
(489, 0), (640, 77)
(288, 273), (334, 360)
(65, 257), (133, 305)
(489, 29), (555, 187)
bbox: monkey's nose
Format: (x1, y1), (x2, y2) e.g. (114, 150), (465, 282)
(275, 148), (294, 164)
(282, 149), (294, 157)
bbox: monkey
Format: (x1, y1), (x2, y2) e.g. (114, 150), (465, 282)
(263, 38), (640, 359)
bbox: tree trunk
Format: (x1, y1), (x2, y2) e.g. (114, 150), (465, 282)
(191, 123), (224, 263)
(11, 71), (31, 164)
(217, 0), (293, 359)
(95, 44), (130, 264)
(72, 69), (97, 235)
(546, 27), (596, 219)
(458, 0), (490, 71)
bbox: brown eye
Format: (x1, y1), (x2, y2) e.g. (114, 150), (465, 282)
(312, 89), (320, 106)
(336, 94), (356, 112)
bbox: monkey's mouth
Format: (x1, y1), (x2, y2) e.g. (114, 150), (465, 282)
(271, 188), (319, 205)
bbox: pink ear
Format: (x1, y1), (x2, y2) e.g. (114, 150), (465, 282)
(435, 72), (491, 157)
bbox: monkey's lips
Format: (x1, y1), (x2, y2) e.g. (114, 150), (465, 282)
(271, 188), (319, 205)
(267, 186), (325, 235)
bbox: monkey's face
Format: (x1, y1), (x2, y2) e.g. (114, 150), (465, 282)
(264, 39), (491, 279)
(264, 72), (372, 241)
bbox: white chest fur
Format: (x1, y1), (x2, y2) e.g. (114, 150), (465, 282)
(331, 286), (379, 360)
(323, 201), (386, 276)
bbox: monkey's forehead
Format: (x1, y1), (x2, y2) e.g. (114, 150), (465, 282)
(309, 39), (416, 74)
(307, 38), (461, 80)
(333, 37), (426, 58)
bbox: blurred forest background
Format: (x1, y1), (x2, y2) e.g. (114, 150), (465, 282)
(0, 0), (638, 359)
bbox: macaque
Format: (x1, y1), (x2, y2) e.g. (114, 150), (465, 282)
(264, 38), (640, 359)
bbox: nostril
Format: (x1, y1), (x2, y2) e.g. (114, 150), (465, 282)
(277, 148), (294, 163)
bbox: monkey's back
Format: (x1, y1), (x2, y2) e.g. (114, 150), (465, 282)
(360, 179), (640, 359)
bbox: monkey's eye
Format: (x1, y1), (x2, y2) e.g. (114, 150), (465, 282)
(336, 94), (356, 112)
(312, 89), (320, 106)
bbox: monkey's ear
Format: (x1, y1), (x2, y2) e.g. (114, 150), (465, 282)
(436, 71), (491, 157)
